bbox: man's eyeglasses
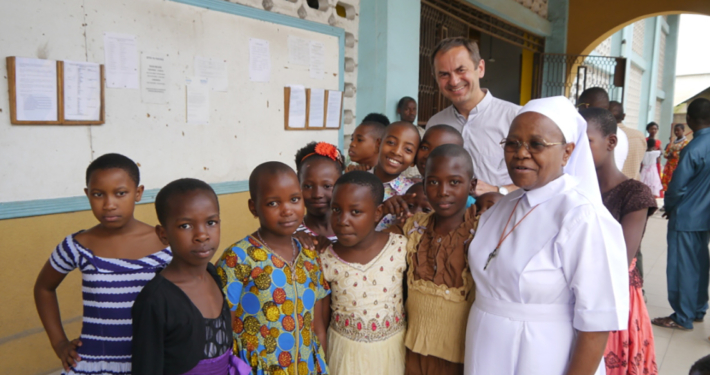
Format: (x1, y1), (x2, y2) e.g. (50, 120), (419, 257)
(576, 103), (591, 109)
(500, 138), (565, 154)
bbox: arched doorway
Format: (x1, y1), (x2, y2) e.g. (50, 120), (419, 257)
(567, 0), (710, 56)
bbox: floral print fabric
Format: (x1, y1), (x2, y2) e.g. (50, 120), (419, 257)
(216, 236), (330, 375)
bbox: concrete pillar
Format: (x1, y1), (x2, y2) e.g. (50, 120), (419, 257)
(355, 0), (420, 124)
(541, 0), (568, 97)
(545, 0), (568, 54)
(660, 15), (680, 138)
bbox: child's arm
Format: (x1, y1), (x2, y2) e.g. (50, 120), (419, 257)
(34, 261), (81, 372)
(293, 232), (332, 253)
(314, 296), (330, 353)
(131, 290), (165, 375)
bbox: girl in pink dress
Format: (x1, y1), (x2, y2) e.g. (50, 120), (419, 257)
(583, 108), (658, 375)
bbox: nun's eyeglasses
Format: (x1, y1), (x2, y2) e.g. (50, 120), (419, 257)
(500, 139), (565, 154)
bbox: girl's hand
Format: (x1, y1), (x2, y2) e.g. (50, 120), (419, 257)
(294, 232), (332, 253)
(383, 194), (415, 220)
(54, 338), (82, 371)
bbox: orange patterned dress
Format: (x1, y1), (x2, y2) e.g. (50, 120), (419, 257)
(661, 138), (689, 192)
(602, 180), (658, 375)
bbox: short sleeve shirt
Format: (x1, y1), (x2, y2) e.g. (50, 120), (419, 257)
(426, 90), (520, 186)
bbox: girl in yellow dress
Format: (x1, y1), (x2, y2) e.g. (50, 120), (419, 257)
(321, 171), (408, 375)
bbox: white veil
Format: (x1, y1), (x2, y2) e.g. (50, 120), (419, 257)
(517, 96), (602, 204)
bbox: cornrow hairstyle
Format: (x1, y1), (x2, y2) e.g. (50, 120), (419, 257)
(85, 153), (140, 187)
(362, 113), (390, 126)
(248, 161), (296, 200)
(579, 107), (618, 137)
(154, 178), (218, 225)
(334, 171), (385, 206)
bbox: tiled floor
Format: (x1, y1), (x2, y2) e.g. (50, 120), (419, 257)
(642, 209), (710, 374)
(48, 208), (710, 375)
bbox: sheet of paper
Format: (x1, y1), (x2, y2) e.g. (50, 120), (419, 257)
(249, 38), (271, 83)
(104, 32), (139, 89)
(63, 61), (101, 121)
(141, 54), (169, 104)
(325, 90), (343, 129)
(194, 56), (228, 92)
(287, 85), (307, 129)
(14, 57), (58, 121)
(309, 41), (325, 80)
(308, 88), (325, 128)
(288, 36), (310, 66)
(185, 77), (210, 124)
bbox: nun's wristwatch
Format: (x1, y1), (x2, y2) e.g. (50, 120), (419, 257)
(498, 186), (509, 195)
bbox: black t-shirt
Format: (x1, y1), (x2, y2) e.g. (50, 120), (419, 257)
(131, 263), (232, 375)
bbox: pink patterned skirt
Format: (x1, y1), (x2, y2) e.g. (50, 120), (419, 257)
(604, 258), (658, 375)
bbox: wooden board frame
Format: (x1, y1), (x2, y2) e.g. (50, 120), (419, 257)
(284, 86), (308, 131)
(6, 56), (62, 125)
(7, 56), (105, 126)
(305, 88), (326, 129)
(59, 61), (106, 125)
(324, 89), (343, 130)
(284, 86), (307, 131)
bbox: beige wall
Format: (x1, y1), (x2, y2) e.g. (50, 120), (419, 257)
(0, 191), (257, 375)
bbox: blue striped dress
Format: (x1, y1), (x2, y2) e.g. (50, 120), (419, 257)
(49, 232), (172, 375)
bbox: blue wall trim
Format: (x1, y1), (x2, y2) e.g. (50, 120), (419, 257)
(2, 0), (346, 221)
(0, 180), (250, 220)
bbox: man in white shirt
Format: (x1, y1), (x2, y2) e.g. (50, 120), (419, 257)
(425, 37), (520, 196)
(577, 87), (628, 169)
(610, 100), (647, 180)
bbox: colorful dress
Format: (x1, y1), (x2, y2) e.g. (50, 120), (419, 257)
(371, 170), (416, 231)
(661, 137), (689, 192)
(602, 179), (658, 375)
(216, 236), (330, 375)
(322, 233), (408, 375)
(48, 232), (172, 375)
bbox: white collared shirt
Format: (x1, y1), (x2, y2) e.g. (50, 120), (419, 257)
(426, 90), (520, 186)
(615, 127), (629, 170)
(463, 174), (629, 375)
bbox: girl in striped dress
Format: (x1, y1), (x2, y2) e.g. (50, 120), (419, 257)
(34, 154), (171, 375)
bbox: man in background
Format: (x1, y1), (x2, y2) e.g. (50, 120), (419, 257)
(653, 98), (710, 331)
(610, 100), (646, 180)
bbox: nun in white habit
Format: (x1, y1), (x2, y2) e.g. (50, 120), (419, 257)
(464, 96), (629, 375)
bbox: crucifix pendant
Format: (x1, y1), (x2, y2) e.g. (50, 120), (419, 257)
(484, 248), (499, 270)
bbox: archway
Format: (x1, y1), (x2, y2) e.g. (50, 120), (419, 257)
(567, 0), (710, 56)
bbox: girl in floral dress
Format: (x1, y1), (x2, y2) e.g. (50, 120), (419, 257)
(216, 162), (330, 375)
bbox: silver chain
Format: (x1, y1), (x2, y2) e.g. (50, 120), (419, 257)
(257, 229), (298, 265)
